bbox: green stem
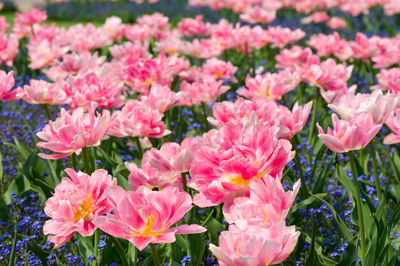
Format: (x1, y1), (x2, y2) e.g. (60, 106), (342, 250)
(348, 151), (366, 265)
(201, 103), (210, 131)
(150, 244), (160, 266)
(94, 229), (100, 266)
(42, 104), (51, 121)
(110, 236), (129, 266)
(134, 137), (143, 160)
(369, 143), (382, 203)
(307, 91), (319, 144)
(181, 172), (188, 193)
(71, 153), (77, 170)
(82, 147), (92, 174)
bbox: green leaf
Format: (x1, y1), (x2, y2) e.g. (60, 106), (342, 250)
(77, 234), (94, 263)
(0, 152), (3, 184)
(336, 237), (358, 266)
(127, 242), (138, 266)
(8, 230), (17, 266)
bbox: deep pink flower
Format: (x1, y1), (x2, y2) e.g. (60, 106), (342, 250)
(317, 113), (382, 153)
(209, 221), (300, 266)
(37, 102), (110, 159)
(62, 72), (126, 109)
(93, 186), (206, 251)
(0, 70), (23, 101)
(43, 168), (116, 248)
(190, 119), (294, 207)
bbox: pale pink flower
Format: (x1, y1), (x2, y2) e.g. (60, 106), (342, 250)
(0, 33), (19, 66)
(327, 16), (347, 29)
(275, 101), (313, 139)
(307, 33), (353, 61)
(62, 72), (126, 109)
(0, 16), (9, 32)
(373, 68), (400, 94)
(240, 7), (277, 24)
(118, 56), (171, 94)
(178, 15), (210, 36)
(109, 42), (150, 62)
(177, 78), (230, 106)
(28, 39), (66, 69)
(108, 100), (169, 138)
(317, 113), (382, 153)
(301, 11), (329, 24)
(67, 23), (111, 51)
(139, 84), (182, 113)
(201, 57), (238, 81)
(190, 119), (294, 207)
(267, 26), (305, 48)
(0, 70), (23, 101)
(209, 221), (300, 266)
(238, 70), (300, 101)
(126, 138), (195, 190)
(93, 185), (206, 251)
(22, 79), (68, 105)
(223, 175), (300, 226)
(328, 90), (394, 124)
(384, 110), (400, 145)
(101, 16), (125, 41)
(37, 102), (110, 159)
(349, 33), (380, 60)
(209, 97), (312, 140)
(275, 45), (313, 70)
(301, 57), (353, 102)
(43, 168), (116, 248)
(44, 52), (106, 81)
(13, 8), (47, 37)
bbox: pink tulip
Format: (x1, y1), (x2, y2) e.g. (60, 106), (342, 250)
(384, 111), (400, 145)
(223, 175), (300, 226)
(43, 168), (116, 248)
(93, 186), (206, 251)
(328, 90), (394, 124)
(238, 69), (300, 101)
(373, 67), (400, 94)
(13, 8), (47, 37)
(0, 70), (23, 101)
(275, 45), (313, 70)
(209, 221), (300, 266)
(327, 17), (347, 30)
(126, 138), (196, 190)
(108, 99), (169, 138)
(317, 113), (382, 153)
(139, 84), (182, 113)
(177, 78), (230, 106)
(62, 73), (126, 109)
(22, 79), (68, 105)
(307, 33), (353, 61)
(37, 102), (110, 159)
(178, 15), (210, 36)
(209, 97), (312, 140)
(0, 33), (19, 66)
(190, 118), (294, 207)
(201, 57), (238, 81)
